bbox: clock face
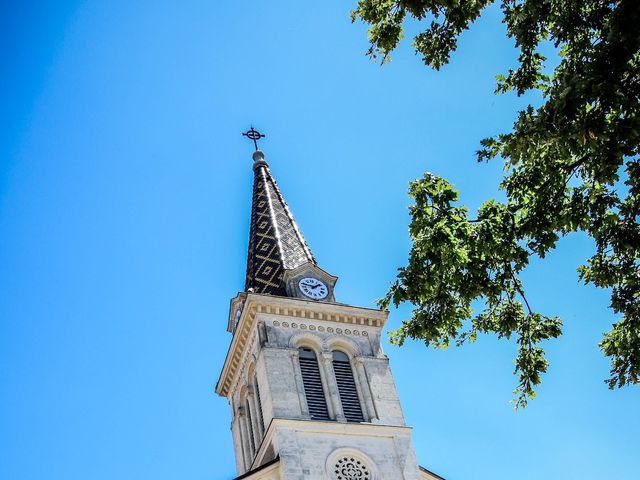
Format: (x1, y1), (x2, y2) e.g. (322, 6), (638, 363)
(298, 277), (328, 300)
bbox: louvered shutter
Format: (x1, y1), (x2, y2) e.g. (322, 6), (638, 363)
(254, 379), (264, 432)
(298, 348), (330, 420)
(332, 351), (364, 422)
(245, 399), (256, 454)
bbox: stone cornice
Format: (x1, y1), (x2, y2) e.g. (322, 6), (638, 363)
(215, 294), (388, 397)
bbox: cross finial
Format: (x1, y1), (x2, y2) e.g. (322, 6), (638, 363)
(242, 127), (265, 151)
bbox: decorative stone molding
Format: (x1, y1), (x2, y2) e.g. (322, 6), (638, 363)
(274, 319), (371, 339)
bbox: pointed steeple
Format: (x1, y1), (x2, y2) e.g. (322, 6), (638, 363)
(245, 150), (316, 295)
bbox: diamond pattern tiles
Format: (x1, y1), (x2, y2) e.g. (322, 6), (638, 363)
(245, 161), (316, 296)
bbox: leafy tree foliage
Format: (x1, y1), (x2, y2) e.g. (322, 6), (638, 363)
(351, 0), (640, 407)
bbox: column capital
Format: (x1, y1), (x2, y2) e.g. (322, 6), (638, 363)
(320, 351), (334, 361)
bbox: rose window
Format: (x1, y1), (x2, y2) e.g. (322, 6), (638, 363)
(333, 457), (371, 480)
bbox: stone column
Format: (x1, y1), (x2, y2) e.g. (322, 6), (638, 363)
(354, 356), (378, 422)
(237, 406), (253, 472)
(289, 348), (309, 418)
(320, 351), (346, 422)
(230, 407), (245, 475)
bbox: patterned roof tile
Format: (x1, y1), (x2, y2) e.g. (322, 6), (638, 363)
(245, 158), (315, 295)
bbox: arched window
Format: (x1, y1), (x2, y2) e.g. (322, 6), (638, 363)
(332, 350), (364, 422)
(298, 347), (330, 420)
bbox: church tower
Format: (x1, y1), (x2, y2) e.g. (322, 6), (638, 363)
(216, 136), (443, 480)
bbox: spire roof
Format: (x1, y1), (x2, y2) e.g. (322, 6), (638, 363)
(245, 151), (315, 296)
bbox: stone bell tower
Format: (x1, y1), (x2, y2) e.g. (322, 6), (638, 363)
(215, 135), (444, 480)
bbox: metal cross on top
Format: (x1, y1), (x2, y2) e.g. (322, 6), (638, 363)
(242, 127), (265, 151)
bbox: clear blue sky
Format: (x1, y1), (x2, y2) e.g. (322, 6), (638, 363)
(1, 1), (638, 479)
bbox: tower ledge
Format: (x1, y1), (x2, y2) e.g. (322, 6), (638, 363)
(248, 418), (414, 473)
(216, 293), (388, 398)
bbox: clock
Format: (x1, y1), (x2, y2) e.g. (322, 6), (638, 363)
(298, 277), (328, 300)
